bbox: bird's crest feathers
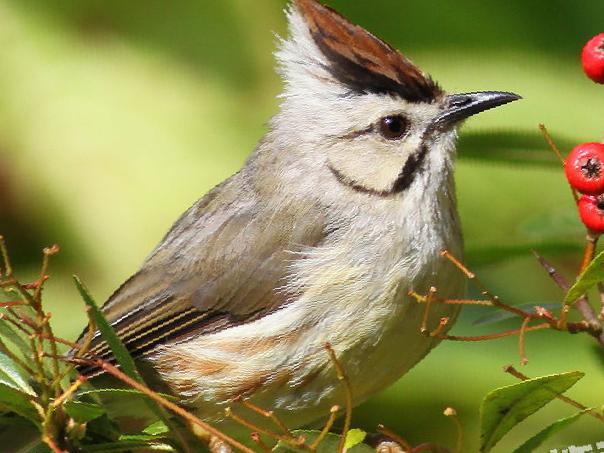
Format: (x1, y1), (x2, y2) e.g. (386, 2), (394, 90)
(290, 0), (443, 102)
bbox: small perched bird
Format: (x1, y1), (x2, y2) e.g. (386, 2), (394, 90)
(77, 0), (519, 437)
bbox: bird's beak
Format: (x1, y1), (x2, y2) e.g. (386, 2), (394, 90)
(433, 91), (522, 128)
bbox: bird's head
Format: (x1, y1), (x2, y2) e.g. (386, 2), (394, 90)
(271, 0), (520, 195)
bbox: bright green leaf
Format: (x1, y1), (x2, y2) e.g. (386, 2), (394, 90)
(480, 371), (584, 452)
(82, 440), (175, 452)
(0, 353), (35, 396)
(273, 430), (373, 453)
(0, 383), (38, 425)
(64, 400), (106, 423)
(344, 429), (367, 450)
(0, 321), (31, 361)
(73, 276), (142, 382)
(564, 251), (604, 304)
(74, 277), (181, 449)
(512, 410), (588, 453)
(143, 421), (169, 436)
(78, 388), (178, 402)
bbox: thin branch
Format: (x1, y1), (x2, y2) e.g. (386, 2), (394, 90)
(598, 283), (604, 321)
(430, 317), (450, 338)
(440, 323), (550, 342)
(237, 397), (292, 437)
(420, 287), (437, 334)
(441, 250), (532, 319)
(325, 343), (352, 453)
(0, 236), (13, 277)
(518, 317), (531, 366)
(376, 424), (413, 451)
(73, 358), (257, 453)
(443, 408), (463, 453)
(310, 405), (340, 451)
(532, 251), (570, 291)
(539, 124), (579, 204)
(225, 407), (307, 449)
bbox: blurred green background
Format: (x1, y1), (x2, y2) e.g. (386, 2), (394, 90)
(0, 0), (603, 451)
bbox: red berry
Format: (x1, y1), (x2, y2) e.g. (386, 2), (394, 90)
(578, 195), (604, 233)
(564, 143), (604, 194)
(582, 33), (604, 84)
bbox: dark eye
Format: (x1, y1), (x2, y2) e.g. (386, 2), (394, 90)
(378, 115), (409, 140)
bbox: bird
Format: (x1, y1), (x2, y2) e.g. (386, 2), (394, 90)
(75, 0), (520, 442)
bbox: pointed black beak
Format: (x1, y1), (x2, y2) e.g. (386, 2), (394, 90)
(433, 91), (521, 128)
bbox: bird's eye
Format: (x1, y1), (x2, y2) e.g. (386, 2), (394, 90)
(378, 115), (409, 140)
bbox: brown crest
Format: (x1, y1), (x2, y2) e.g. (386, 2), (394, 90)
(295, 0), (443, 103)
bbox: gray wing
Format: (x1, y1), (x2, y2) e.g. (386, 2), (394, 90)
(79, 177), (326, 365)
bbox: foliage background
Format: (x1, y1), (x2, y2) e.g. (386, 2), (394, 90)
(0, 0), (603, 451)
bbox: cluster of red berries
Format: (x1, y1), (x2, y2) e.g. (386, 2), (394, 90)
(565, 143), (604, 232)
(563, 34), (604, 232)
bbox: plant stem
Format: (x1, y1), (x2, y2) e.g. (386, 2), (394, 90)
(80, 358), (257, 453)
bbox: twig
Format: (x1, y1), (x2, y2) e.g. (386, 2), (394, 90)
(237, 397), (292, 437)
(225, 407), (307, 449)
(52, 375), (86, 409)
(504, 365), (604, 423)
(518, 317), (531, 366)
(440, 299), (493, 306)
(430, 317), (450, 338)
(572, 234), (601, 329)
(0, 236), (13, 277)
(441, 251), (529, 319)
(310, 405), (340, 451)
(598, 283), (604, 321)
(325, 343), (352, 453)
(42, 434), (66, 453)
(420, 287), (437, 334)
(532, 251), (570, 291)
(73, 358), (257, 453)
(443, 408), (463, 453)
(376, 424), (413, 451)
(539, 124), (579, 204)
(440, 323), (550, 342)
(579, 233), (599, 273)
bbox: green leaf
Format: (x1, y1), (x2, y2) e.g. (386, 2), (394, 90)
(0, 320), (32, 361)
(143, 421), (169, 436)
(78, 388), (178, 402)
(480, 371), (584, 452)
(273, 430), (373, 453)
(0, 383), (38, 425)
(473, 303), (560, 326)
(73, 276), (142, 382)
(82, 440), (175, 452)
(74, 277), (182, 450)
(344, 429), (367, 450)
(564, 250), (604, 305)
(64, 400), (106, 423)
(512, 410), (588, 453)
(0, 352), (35, 396)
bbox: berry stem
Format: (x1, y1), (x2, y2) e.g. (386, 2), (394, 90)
(539, 124), (580, 204)
(579, 231), (599, 273)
